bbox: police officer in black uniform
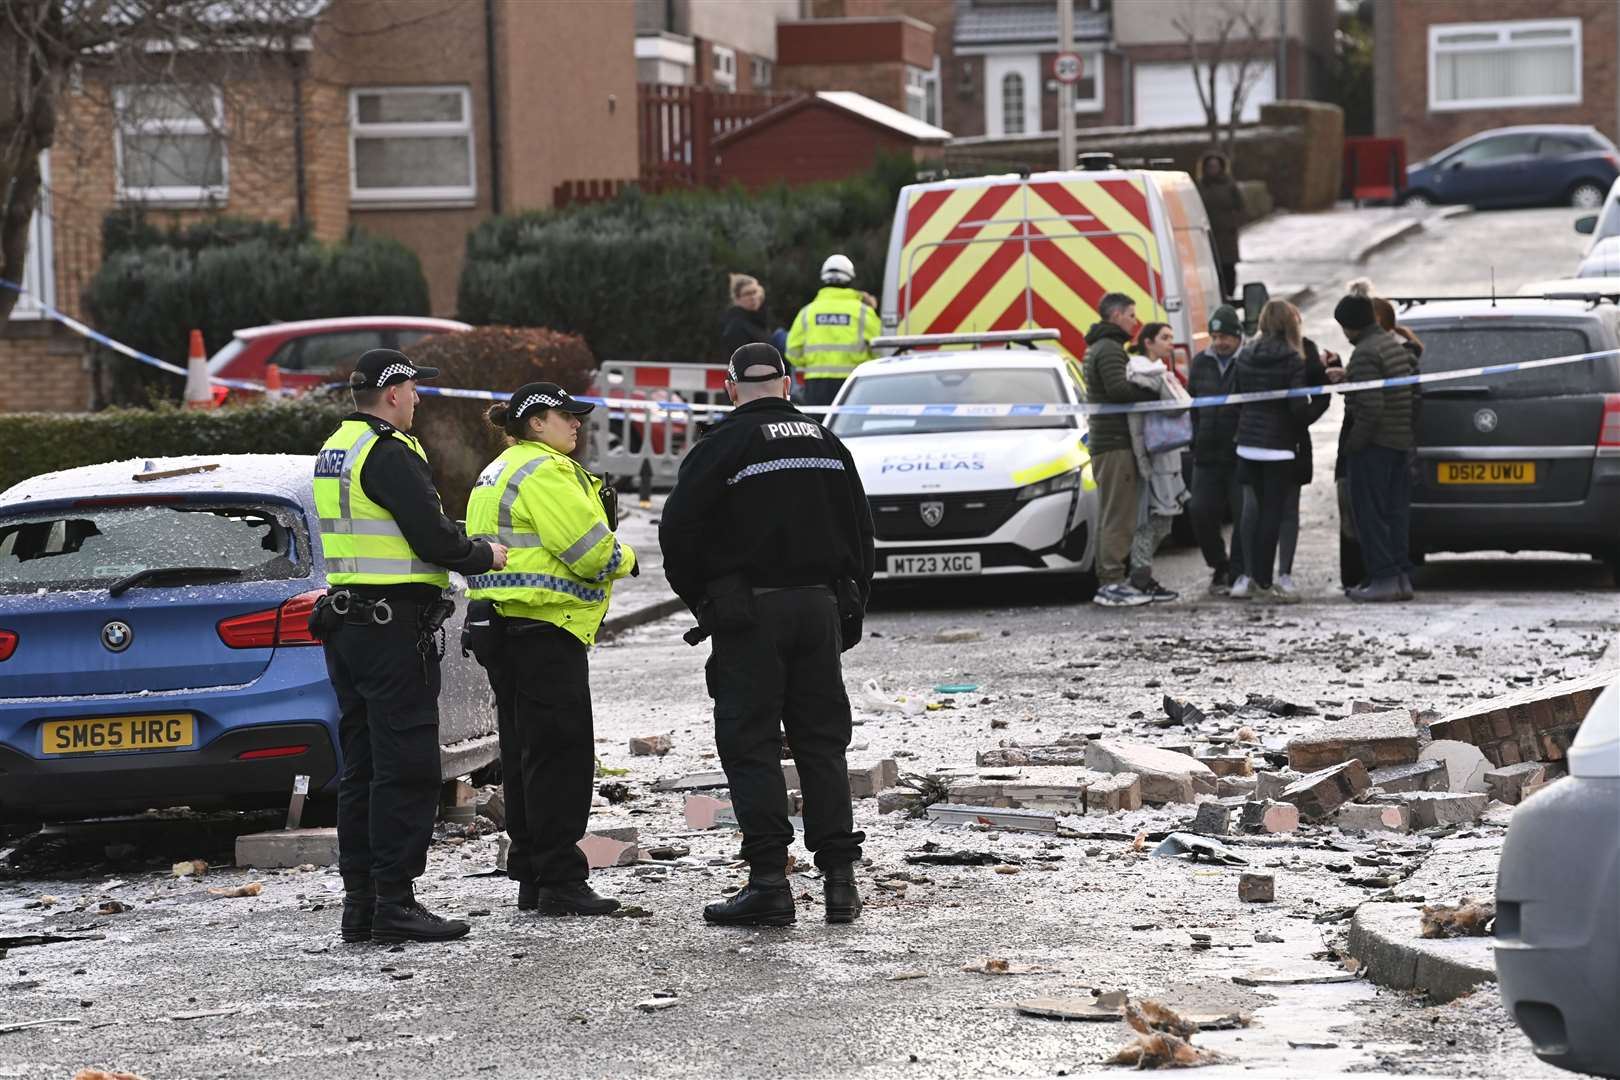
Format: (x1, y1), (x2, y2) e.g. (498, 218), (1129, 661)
(312, 349), (507, 944)
(660, 342), (875, 926)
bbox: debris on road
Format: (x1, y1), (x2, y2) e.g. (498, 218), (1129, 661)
(1421, 898), (1495, 938)
(1483, 762), (1548, 805)
(206, 882), (263, 898)
(71, 1070), (144, 1080)
(856, 678), (926, 716)
(848, 759), (900, 798)
(629, 734), (673, 757)
(1370, 792), (1488, 828)
(1279, 760), (1371, 821)
(654, 770), (729, 792)
(1086, 740), (1215, 804)
(1152, 833), (1247, 866)
(1015, 996), (1123, 1021)
(1107, 1001), (1222, 1069)
(1190, 803), (1231, 835)
(1426, 668), (1615, 766)
(235, 828), (339, 869)
(1238, 800), (1299, 834)
(1237, 873), (1275, 903)
(578, 831), (639, 869)
(934, 628), (982, 644)
(634, 997), (679, 1012)
(961, 957), (1054, 975)
(597, 782), (633, 804)
(1367, 759), (1449, 794)
(976, 745), (1090, 767)
(1160, 696), (1207, 728)
(904, 848), (1019, 867)
(926, 804), (1058, 832)
(0, 1017), (83, 1035)
(171, 859), (207, 878)
(683, 795), (733, 829)
(1286, 710), (1419, 772)
(1335, 803), (1412, 834)
(1417, 740), (1492, 793)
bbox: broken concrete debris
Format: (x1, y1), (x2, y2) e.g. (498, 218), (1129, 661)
(1255, 769), (1301, 802)
(1107, 1002), (1223, 1069)
(1217, 775), (1258, 798)
(927, 804), (1058, 833)
(206, 882), (263, 898)
(976, 745), (1089, 768)
(235, 828), (339, 870)
(578, 830), (639, 869)
(1335, 803), (1412, 834)
(1370, 791), (1487, 828)
(1237, 873), (1275, 903)
(1238, 800), (1299, 834)
(848, 759), (900, 798)
(1484, 762), (1548, 805)
(1280, 759), (1371, 821)
(1194, 753), (1253, 778)
(1086, 740), (1216, 805)
(1085, 773), (1143, 813)
(1160, 695), (1208, 728)
(1190, 803), (1231, 835)
(1418, 740), (1491, 793)
(629, 734), (673, 757)
(1426, 668), (1615, 766)
(933, 628), (983, 644)
(1367, 759), (1448, 794)
(1015, 997), (1123, 1021)
(1286, 710), (1419, 772)
(1152, 833), (1246, 866)
(684, 795), (733, 830)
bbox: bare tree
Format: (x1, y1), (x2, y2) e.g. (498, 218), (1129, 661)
(1171, 0), (1271, 166)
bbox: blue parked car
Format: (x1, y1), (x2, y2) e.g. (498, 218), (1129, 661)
(1403, 125), (1619, 210)
(0, 455), (497, 823)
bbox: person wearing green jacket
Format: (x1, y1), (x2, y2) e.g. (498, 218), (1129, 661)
(785, 254), (883, 407)
(464, 382), (637, 917)
(1083, 292), (1158, 607)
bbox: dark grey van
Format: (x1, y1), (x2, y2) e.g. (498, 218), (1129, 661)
(1338, 297), (1620, 585)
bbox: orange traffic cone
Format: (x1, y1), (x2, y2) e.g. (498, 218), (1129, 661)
(264, 362), (284, 399)
(183, 329), (215, 409)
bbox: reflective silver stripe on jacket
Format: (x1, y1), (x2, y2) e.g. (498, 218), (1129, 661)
(325, 556), (444, 576)
(800, 342), (866, 354)
(472, 533), (546, 548)
(801, 366), (858, 377)
(319, 517), (407, 537)
(726, 457), (846, 486)
(559, 521), (610, 566)
(495, 457), (549, 543)
(337, 428), (379, 519)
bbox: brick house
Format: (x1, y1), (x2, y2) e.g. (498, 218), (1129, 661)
(634, 0), (800, 92)
(1374, 0), (1619, 162)
(2, 0), (637, 414)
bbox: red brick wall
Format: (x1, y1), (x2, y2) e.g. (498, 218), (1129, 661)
(717, 104), (926, 188)
(775, 61), (909, 112)
(1384, 0), (1618, 161)
(0, 326), (92, 413)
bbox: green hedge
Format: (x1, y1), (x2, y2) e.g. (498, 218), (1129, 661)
(0, 400), (348, 495)
(84, 224), (430, 406)
(457, 156), (919, 364)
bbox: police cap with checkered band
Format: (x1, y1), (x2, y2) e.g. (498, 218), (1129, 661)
(507, 381), (595, 421)
(348, 348), (440, 389)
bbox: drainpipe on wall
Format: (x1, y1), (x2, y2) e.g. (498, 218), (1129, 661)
(484, 0), (503, 215)
(289, 48), (308, 230)
(1276, 0), (1289, 99)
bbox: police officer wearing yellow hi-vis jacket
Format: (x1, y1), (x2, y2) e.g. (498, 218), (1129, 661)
(311, 349), (507, 946)
(786, 253), (883, 408)
(463, 382), (637, 917)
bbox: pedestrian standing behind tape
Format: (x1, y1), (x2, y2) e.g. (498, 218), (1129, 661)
(1188, 305), (1249, 596)
(1085, 292), (1160, 608)
(1123, 322), (1189, 602)
(1231, 300), (1312, 602)
(463, 382), (637, 918)
(311, 349), (507, 946)
(721, 273), (790, 374)
(1335, 287), (1419, 603)
(659, 342), (875, 928)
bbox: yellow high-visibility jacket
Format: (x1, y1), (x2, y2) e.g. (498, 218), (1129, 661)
(785, 286), (881, 380)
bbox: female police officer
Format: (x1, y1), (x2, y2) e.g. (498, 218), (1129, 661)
(464, 382), (636, 916)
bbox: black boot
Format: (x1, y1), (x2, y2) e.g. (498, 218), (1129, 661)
(517, 881), (539, 912)
(704, 873), (795, 927)
(372, 883), (470, 944)
(534, 882), (620, 917)
(341, 876), (375, 944)
(822, 863), (862, 924)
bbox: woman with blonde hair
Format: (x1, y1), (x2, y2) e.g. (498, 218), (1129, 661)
(721, 273), (789, 363)
(1229, 299), (1311, 600)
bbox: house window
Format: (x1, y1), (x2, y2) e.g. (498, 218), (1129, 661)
(1002, 73), (1026, 135)
(712, 45), (737, 91)
(905, 66), (930, 122)
(350, 86), (476, 204)
(11, 151), (54, 320)
(115, 86), (227, 204)
(751, 55), (772, 89)
(1429, 18), (1581, 111)
(1070, 51), (1104, 114)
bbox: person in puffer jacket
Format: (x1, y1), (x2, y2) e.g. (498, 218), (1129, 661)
(1230, 300), (1311, 601)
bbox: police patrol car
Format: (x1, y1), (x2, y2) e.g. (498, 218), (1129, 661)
(824, 330), (1098, 586)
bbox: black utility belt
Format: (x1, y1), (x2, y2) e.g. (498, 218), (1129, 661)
(311, 588), (454, 638)
(751, 584), (833, 596)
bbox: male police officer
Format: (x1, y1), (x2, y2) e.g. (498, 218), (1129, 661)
(785, 253), (883, 407)
(660, 342), (876, 927)
(312, 349), (507, 944)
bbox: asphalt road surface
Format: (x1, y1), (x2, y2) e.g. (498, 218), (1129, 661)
(1, 206), (1613, 1080)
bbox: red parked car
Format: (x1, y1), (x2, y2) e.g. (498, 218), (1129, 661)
(207, 316), (471, 393)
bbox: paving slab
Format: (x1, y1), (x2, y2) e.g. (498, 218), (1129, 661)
(1287, 710), (1419, 772)
(234, 828), (338, 869)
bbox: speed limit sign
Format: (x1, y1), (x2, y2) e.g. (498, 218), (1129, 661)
(1053, 52), (1083, 84)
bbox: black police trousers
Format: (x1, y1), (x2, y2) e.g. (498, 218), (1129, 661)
(324, 605), (442, 889)
(490, 621), (593, 886)
(707, 586), (864, 875)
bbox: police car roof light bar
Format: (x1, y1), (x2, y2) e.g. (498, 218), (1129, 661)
(871, 329), (1061, 352)
(1394, 293), (1620, 310)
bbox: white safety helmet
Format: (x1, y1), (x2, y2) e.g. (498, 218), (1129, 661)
(820, 253), (855, 285)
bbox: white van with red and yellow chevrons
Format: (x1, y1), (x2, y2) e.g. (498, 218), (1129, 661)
(880, 155), (1228, 380)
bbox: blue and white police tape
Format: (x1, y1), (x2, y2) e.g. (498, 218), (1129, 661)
(8, 277), (1615, 418)
(0, 279), (268, 393)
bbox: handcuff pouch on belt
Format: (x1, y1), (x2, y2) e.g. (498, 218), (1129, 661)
(461, 598), (506, 669)
(308, 589), (396, 639)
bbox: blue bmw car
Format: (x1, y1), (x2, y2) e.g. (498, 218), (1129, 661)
(1403, 125), (1619, 210)
(0, 454), (497, 823)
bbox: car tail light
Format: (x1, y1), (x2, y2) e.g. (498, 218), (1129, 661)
(217, 590), (325, 649)
(236, 745), (310, 761)
(1606, 152), (1619, 171)
(0, 630), (16, 662)
(1600, 394), (1620, 448)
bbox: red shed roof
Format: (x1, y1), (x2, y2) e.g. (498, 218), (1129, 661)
(713, 91), (951, 149)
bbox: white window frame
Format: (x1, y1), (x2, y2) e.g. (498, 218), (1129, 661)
(114, 85), (228, 205)
(349, 85), (477, 205)
(712, 45), (737, 91)
(750, 54), (772, 90)
(986, 54), (1039, 138)
(905, 65), (930, 122)
(1070, 49), (1105, 115)
(11, 151), (54, 320)
(1427, 18), (1582, 112)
